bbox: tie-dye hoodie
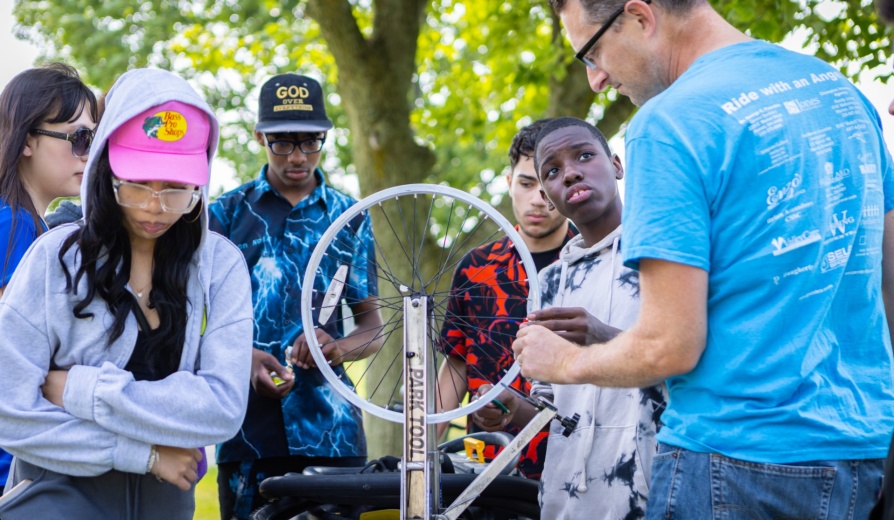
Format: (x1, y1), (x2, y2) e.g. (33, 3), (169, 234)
(532, 225), (667, 519)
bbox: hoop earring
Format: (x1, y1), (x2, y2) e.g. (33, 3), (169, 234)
(183, 199), (203, 224)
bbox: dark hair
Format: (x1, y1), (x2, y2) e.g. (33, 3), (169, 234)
(548, 0), (704, 22)
(58, 146), (203, 367)
(0, 63), (97, 282)
(877, 0), (894, 23)
(533, 116), (612, 171)
(508, 118), (554, 170)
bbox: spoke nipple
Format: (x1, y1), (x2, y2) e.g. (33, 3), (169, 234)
(407, 352), (416, 358)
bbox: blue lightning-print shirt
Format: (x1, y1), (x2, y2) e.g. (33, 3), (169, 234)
(210, 166), (375, 463)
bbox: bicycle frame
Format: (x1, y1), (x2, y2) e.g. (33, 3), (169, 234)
(402, 294), (436, 518)
(298, 185), (583, 519)
(401, 293), (578, 520)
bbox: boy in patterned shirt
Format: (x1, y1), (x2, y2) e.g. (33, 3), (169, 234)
(436, 118), (575, 479)
(210, 73), (384, 519)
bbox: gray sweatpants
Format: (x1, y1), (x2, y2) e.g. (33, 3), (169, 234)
(0, 458), (194, 519)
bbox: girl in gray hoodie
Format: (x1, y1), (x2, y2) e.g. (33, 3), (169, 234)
(0, 68), (253, 519)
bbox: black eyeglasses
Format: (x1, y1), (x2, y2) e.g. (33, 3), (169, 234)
(574, 0), (650, 71)
(265, 135), (326, 156)
(29, 127), (95, 158)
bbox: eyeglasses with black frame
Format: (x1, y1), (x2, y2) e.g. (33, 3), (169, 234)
(265, 134), (326, 156)
(29, 127), (95, 158)
(574, 0), (651, 71)
(112, 178), (201, 214)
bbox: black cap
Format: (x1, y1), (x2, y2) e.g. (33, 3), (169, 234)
(256, 74), (333, 134)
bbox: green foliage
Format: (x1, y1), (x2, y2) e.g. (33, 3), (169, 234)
(13, 0), (891, 192)
(419, 0), (561, 199)
(715, 0), (892, 82)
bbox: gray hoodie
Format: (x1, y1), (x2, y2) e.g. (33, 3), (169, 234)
(533, 226), (667, 520)
(0, 68), (253, 480)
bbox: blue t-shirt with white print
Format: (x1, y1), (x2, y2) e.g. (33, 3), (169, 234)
(622, 40), (894, 463)
(210, 167), (376, 463)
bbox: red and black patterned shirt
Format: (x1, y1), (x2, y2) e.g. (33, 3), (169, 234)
(438, 226), (576, 479)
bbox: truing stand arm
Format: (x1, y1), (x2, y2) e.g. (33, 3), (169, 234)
(436, 396), (579, 520)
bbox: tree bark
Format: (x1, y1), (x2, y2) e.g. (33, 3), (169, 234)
(307, 0), (435, 459)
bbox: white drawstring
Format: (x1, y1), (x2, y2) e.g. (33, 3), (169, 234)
(557, 259), (569, 308)
(549, 229), (622, 495)
(608, 234), (620, 325)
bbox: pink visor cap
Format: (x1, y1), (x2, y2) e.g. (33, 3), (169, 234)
(109, 101), (211, 186)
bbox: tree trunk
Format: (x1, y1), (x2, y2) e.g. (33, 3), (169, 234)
(307, 0), (435, 459)
(307, 0), (636, 459)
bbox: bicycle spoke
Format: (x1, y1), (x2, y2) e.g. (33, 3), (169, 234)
(427, 223), (505, 291)
(372, 202), (418, 290)
(393, 196), (425, 290)
(318, 318), (402, 366)
(365, 335), (407, 406)
(429, 198), (464, 291)
(323, 231), (407, 292)
(339, 313), (405, 393)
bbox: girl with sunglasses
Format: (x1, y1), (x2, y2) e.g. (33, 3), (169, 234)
(0, 62), (97, 494)
(0, 62), (96, 294)
(0, 68), (252, 519)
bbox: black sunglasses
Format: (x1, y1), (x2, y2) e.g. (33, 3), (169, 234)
(574, 0), (651, 70)
(29, 127), (95, 158)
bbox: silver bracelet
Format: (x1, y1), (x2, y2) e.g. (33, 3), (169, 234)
(146, 445), (159, 475)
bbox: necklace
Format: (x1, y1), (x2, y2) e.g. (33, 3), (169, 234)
(131, 282), (151, 300)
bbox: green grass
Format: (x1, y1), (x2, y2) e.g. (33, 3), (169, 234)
(194, 463), (220, 520)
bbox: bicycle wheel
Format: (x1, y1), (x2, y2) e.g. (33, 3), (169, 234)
(300, 184), (540, 423)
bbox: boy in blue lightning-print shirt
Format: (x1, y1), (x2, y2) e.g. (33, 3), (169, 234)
(210, 73), (383, 519)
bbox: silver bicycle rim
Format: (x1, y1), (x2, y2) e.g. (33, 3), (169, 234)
(300, 183), (541, 423)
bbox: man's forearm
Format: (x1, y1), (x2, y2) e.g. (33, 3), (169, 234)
(515, 259), (708, 387)
(338, 324), (384, 361)
(568, 328), (682, 387)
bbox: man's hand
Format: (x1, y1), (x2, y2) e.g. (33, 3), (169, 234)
(291, 328), (345, 369)
(152, 446), (203, 491)
(41, 370), (68, 407)
(251, 348), (293, 399)
(522, 307), (620, 345)
(470, 384), (519, 432)
(512, 324), (582, 384)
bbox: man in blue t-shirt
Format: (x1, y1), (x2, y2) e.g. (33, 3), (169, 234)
(513, 0), (894, 517)
(210, 73), (383, 519)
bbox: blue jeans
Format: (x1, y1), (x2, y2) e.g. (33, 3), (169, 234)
(647, 443), (884, 520)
